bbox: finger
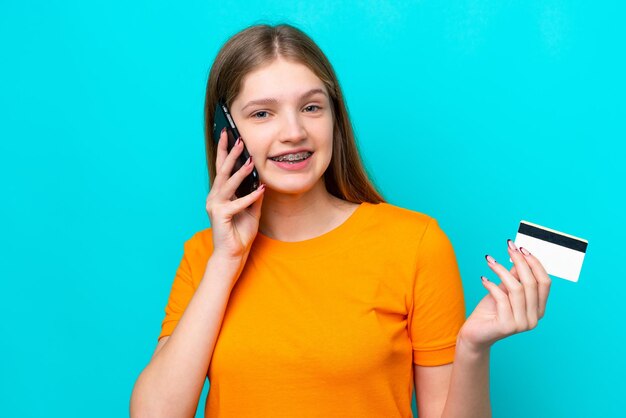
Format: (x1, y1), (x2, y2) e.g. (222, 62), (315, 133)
(519, 247), (552, 319)
(507, 240), (539, 329)
(227, 183), (266, 213)
(496, 264), (520, 294)
(497, 281), (509, 294)
(221, 156), (255, 199)
(510, 265), (519, 281)
(214, 137), (245, 191)
(247, 183), (265, 219)
(215, 128), (229, 173)
(481, 277), (515, 326)
(485, 254), (528, 330)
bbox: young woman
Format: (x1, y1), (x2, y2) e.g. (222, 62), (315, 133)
(131, 24), (551, 418)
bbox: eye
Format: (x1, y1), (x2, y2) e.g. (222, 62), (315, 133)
(251, 111), (269, 119)
(303, 105), (321, 112)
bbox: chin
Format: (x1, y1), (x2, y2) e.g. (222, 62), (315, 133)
(262, 177), (323, 195)
(266, 184), (316, 195)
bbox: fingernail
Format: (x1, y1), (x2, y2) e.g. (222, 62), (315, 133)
(481, 276), (489, 282)
(258, 183), (266, 191)
(485, 254), (496, 264)
(235, 138), (241, 146)
(245, 156), (252, 165)
(520, 247), (530, 256)
(221, 127), (226, 135)
(507, 239), (518, 251)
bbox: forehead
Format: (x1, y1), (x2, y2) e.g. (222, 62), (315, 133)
(236, 58), (327, 101)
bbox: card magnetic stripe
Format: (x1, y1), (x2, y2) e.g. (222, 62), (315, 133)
(518, 223), (587, 253)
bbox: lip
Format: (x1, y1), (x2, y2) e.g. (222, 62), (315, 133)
(268, 148), (314, 159)
(269, 153), (313, 171)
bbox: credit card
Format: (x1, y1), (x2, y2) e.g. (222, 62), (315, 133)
(512, 220), (588, 282)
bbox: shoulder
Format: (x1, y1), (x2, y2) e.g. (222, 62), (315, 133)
(369, 202), (432, 222)
(364, 202), (455, 253)
(365, 202), (437, 237)
(181, 227), (214, 256)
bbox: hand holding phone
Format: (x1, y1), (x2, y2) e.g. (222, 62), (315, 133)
(205, 123), (266, 266)
(213, 100), (260, 198)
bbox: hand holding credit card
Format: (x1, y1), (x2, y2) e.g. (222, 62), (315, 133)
(462, 221), (587, 350)
(512, 220), (588, 282)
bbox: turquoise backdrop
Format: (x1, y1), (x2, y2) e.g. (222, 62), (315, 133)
(1, 1), (624, 417)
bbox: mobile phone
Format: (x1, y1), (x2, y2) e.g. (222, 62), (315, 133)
(212, 100), (260, 198)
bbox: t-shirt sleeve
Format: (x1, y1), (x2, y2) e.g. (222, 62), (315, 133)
(408, 217), (467, 366)
(157, 235), (198, 342)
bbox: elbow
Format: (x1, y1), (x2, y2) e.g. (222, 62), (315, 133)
(130, 373), (149, 418)
(130, 372), (196, 418)
(130, 372), (162, 418)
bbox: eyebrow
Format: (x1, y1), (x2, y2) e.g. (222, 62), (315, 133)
(240, 88), (328, 113)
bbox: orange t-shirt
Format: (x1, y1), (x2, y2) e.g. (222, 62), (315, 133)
(159, 202), (466, 417)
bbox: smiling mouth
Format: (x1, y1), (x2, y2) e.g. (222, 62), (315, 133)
(268, 151), (313, 163)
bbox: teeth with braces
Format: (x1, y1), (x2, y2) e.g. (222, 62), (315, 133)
(271, 152), (311, 162)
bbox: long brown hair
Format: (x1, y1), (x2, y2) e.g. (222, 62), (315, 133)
(203, 23), (384, 204)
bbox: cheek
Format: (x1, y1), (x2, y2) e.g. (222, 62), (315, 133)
(238, 126), (273, 156)
(312, 117), (334, 147)
(317, 129), (334, 168)
(323, 125), (335, 156)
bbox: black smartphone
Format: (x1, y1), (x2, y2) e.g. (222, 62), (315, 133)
(212, 100), (260, 198)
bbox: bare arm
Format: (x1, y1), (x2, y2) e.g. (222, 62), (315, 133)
(415, 242), (552, 418)
(129, 255), (242, 418)
(414, 363), (452, 418)
(413, 336), (491, 418)
(439, 337), (491, 418)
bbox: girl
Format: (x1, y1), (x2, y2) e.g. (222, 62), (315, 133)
(131, 23), (551, 418)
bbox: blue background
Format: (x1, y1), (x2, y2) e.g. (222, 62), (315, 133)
(1, 1), (624, 417)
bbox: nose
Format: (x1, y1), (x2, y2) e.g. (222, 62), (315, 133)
(279, 110), (307, 143)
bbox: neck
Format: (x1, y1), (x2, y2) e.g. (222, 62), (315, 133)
(259, 180), (354, 242)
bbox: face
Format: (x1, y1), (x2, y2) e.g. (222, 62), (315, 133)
(229, 58), (334, 196)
